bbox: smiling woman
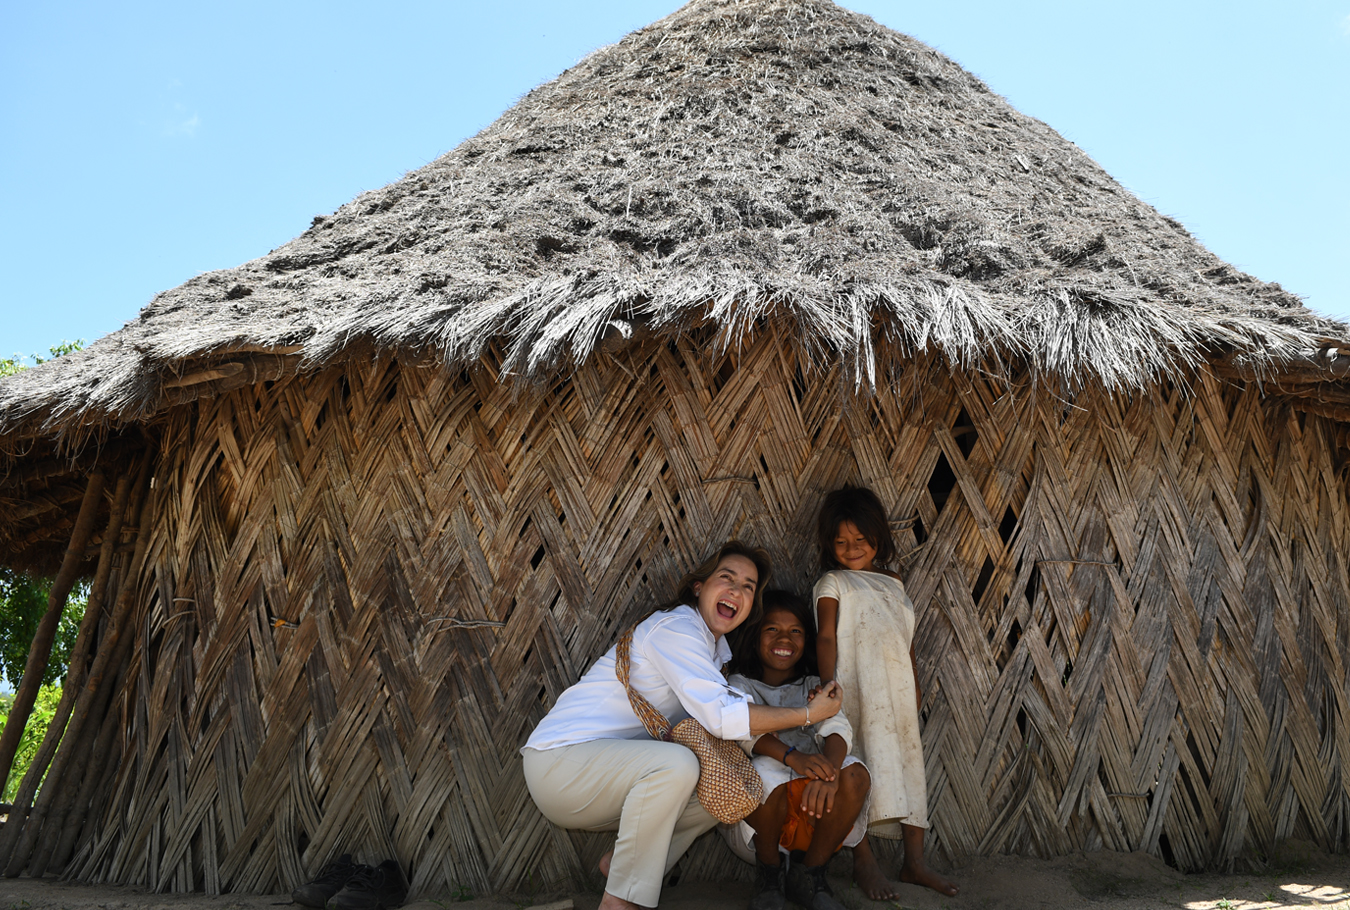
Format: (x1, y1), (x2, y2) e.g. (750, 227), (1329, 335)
(521, 541), (844, 910)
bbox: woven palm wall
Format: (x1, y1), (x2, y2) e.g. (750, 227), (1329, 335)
(15, 322), (1350, 894)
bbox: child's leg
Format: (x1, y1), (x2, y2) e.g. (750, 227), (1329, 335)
(897, 823), (958, 896)
(743, 785), (790, 865)
(740, 785), (790, 910)
(802, 764), (869, 867)
(785, 765), (869, 910)
(850, 836), (900, 901)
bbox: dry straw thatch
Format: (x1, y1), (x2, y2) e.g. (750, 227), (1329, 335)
(3, 0), (1349, 450)
(2, 0), (1350, 896)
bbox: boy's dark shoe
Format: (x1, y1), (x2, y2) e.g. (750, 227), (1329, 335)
(327, 859), (409, 910)
(292, 854), (362, 908)
(749, 860), (785, 910)
(785, 862), (845, 910)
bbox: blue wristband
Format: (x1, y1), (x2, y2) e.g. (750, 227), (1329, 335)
(783, 745), (796, 760)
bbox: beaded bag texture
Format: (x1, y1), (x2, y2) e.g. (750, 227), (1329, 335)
(615, 626), (764, 824)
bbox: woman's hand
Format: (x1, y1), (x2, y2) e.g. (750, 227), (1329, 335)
(806, 680), (843, 722)
(747, 683), (845, 735)
(800, 779), (839, 819)
(785, 750), (837, 781)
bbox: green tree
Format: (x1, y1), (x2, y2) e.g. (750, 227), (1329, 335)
(1, 338), (86, 377)
(0, 684), (64, 801)
(0, 570), (87, 689)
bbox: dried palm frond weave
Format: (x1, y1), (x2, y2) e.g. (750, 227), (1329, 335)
(3, 323), (1347, 895)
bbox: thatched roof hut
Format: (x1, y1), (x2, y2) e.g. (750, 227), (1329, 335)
(2, 0), (1349, 894)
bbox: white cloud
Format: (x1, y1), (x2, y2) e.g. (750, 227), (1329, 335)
(162, 103), (200, 137)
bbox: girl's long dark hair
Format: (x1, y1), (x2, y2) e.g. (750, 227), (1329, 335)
(817, 485), (897, 571)
(726, 589), (818, 683)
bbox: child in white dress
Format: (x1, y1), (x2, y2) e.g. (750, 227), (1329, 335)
(813, 486), (958, 898)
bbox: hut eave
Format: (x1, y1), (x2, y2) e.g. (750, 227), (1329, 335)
(2, 282), (1349, 450)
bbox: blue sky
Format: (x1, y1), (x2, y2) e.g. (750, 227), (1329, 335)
(2, 0), (1347, 361)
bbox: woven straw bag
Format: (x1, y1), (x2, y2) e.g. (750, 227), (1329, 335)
(616, 626), (764, 824)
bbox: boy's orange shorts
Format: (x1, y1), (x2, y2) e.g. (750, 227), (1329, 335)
(778, 778), (842, 854)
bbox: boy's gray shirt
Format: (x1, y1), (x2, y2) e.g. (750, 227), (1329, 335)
(727, 672), (854, 755)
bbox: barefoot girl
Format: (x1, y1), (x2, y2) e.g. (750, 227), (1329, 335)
(813, 487), (958, 898)
(722, 590), (871, 910)
(522, 541), (844, 910)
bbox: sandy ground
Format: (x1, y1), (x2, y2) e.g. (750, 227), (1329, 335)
(1, 844), (1347, 910)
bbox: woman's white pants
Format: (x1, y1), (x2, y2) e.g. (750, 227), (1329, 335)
(523, 739), (716, 907)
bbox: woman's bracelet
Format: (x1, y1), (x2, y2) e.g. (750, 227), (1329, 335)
(803, 702), (811, 727)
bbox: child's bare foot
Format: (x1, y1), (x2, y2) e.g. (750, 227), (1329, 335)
(599, 849), (613, 878)
(898, 863), (958, 897)
(852, 850), (901, 900)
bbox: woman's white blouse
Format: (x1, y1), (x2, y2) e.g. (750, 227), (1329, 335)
(523, 604), (753, 751)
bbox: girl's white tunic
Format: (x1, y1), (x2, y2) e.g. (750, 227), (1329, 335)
(813, 569), (928, 834)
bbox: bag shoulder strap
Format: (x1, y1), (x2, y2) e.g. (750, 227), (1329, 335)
(616, 626), (673, 741)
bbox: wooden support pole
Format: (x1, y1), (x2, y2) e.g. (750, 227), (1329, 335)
(29, 607), (138, 877)
(0, 471), (104, 793)
(51, 635), (135, 881)
(26, 462), (144, 877)
(49, 669), (123, 871)
(0, 471), (134, 853)
(2, 460), (152, 876)
(63, 706), (126, 880)
(71, 472), (135, 685)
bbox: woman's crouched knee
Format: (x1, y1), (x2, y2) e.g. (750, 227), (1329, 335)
(663, 744), (702, 789)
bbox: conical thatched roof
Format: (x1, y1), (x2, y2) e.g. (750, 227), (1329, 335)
(2, 0), (1348, 443)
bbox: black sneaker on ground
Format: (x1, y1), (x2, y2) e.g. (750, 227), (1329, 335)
(292, 854), (363, 908)
(785, 862), (845, 910)
(326, 859), (409, 910)
(748, 860), (785, 910)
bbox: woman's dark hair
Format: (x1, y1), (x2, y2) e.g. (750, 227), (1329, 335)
(648, 539), (772, 627)
(817, 485), (896, 571)
(727, 589), (818, 682)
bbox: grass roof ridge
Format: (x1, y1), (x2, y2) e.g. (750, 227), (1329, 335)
(2, 0), (1345, 441)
